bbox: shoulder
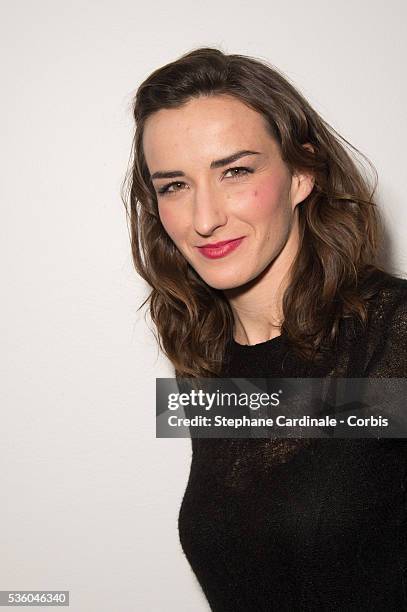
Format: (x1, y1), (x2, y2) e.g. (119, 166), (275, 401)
(366, 269), (407, 325)
(344, 269), (407, 340)
(361, 269), (407, 376)
(365, 268), (407, 296)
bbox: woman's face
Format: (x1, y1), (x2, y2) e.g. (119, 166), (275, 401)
(142, 94), (313, 290)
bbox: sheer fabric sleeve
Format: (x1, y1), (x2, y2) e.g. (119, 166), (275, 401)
(364, 288), (407, 377)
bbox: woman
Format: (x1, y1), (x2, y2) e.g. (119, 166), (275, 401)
(123, 47), (407, 610)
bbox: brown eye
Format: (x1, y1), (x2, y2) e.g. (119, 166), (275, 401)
(157, 181), (188, 196)
(223, 167), (253, 179)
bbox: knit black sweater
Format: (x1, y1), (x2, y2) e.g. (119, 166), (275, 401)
(178, 271), (407, 611)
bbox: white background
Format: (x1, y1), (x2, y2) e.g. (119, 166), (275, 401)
(1, 1), (406, 610)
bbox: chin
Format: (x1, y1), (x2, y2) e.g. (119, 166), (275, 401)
(197, 270), (251, 291)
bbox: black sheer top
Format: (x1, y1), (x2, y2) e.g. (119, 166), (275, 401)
(178, 271), (407, 611)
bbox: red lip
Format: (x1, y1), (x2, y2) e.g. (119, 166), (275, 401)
(197, 237), (245, 248)
(197, 237), (245, 259)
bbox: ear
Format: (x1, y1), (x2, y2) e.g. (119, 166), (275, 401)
(290, 143), (315, 210)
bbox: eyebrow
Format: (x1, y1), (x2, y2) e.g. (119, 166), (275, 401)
(149, 150), (261, 181)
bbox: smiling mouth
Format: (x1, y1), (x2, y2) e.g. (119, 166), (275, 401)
(196, 237), (245, 259)
(197, 236), (245, 248)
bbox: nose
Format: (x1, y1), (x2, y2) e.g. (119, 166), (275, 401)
(192, 180), (228, 237)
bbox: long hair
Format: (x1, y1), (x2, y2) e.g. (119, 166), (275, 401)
(122, 46), (388, 377)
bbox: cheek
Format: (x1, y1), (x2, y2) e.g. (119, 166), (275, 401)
(240, 175), (289, 222)
(158, 204), (186, 242)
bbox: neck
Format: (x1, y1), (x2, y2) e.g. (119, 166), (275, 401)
(223, 213), (300, 346)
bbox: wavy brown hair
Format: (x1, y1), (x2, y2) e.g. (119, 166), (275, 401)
(121, 46), (388, 377)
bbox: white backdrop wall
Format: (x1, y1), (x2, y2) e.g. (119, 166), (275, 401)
(1, 1), (406, 610)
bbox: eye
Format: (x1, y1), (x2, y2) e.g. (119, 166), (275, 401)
(157, 181), (188, 196)
(223, 166), (254, 180)
(156, 166), (254, 197)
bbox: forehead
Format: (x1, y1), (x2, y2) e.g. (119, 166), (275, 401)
(142, 94), (273, 168)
